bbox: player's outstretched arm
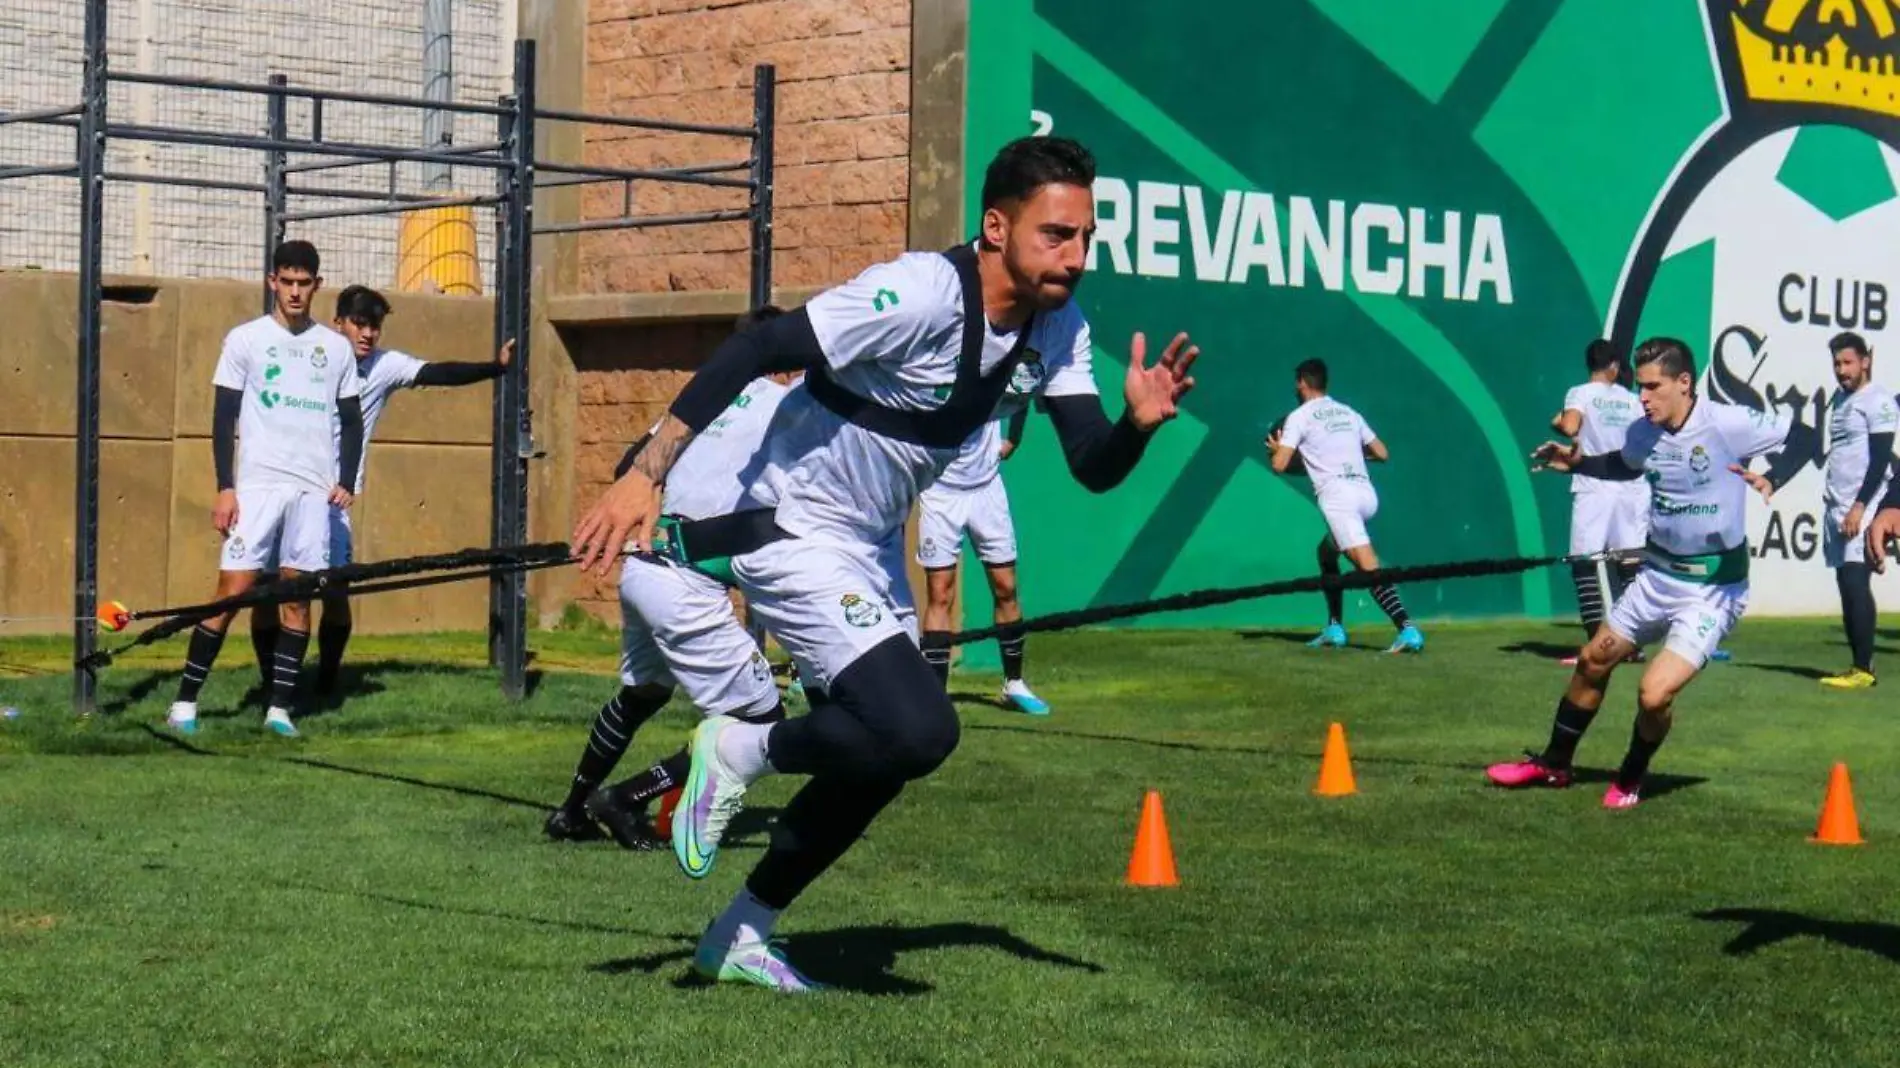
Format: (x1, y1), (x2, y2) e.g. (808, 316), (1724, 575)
(1551, 409), (1582, 438)
(572, 310), (826, 573)
(413, 338), (513, 388)
(1042, 331), (1196, 493)
(1364, 438), (1390, 463)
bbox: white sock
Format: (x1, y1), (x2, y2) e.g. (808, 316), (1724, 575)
(715, 720), (774, 782)
(1004, 678), (1034, 696)
(707, 888), (780, 949)
(265, 706), (292, 721)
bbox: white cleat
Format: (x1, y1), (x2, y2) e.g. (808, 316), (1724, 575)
(166, 701), (199, 735)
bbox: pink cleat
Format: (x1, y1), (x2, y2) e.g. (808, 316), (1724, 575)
(1602, 782), (1641, 809)
(1559, 655), (1579, 667)
(1486, 755), (1572, 789)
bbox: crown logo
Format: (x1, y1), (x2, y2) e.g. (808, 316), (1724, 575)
(1718, 0), (1900, 121)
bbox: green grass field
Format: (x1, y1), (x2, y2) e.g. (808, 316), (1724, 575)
(2, 620), (1897, 1066)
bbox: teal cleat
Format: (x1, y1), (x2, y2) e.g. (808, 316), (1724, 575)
(672, 715), (751, 880)
(694, 935), (826, 993)
(1001, 679), (1050, 716)
(1307, 623), (1347, 649)
(1386, 625), (1425, 654)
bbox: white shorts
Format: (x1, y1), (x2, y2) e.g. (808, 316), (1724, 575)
(618, 555), (779, 720)
(733, 533), (912, 692)
(1605, 568), (1748, 670)
(221, 486), (333, 573)
(1317, 482), (1378, 551)
(1570, 487), (1649, 556)
(917, 476), (1017, 569)
(1823, 500), (1867, 568)
(874, 531), (919, 644)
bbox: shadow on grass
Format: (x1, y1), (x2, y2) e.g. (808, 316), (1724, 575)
(305, 884), (678, 940)
(1695, 908), (1900, 964)
(1496, 640), (1579, 660)
(591, 922), (1104, 996)
(1731, 662), (1832, 682)
(1235, 629), (1380, 651)
(281, 755), (549, 811)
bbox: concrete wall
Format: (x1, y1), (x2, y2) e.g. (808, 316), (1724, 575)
(0, 270), (496, 635)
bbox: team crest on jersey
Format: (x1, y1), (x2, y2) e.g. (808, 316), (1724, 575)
(225, 535), (246, 558)
(749, 650), (770, 683)
(1009, 350), (1046, 395)
(839, 593), (882, 628)
(311, 348), (328, 369)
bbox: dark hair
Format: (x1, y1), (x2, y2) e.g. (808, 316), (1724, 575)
(1585, 339), (1622, 374)
(1632, 337), (1695, 381)
(272, 239), (320, 275)
(1295, 358), (1328, 392)
(1830, 331), (1870, 357)
(981, 136), (1096, 212)
(735, 304), (784, 333)
(334, 284), (391, 324)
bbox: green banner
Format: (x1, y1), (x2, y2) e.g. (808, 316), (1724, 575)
(955, 0), (1900, 654)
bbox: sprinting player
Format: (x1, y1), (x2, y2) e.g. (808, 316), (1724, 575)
(166, 240), (363, 738)
(1814, 332), (1895, 689)
(247, 285), (512, 698)
(1267, 359), (1423, 654)
(916, 409), (1050, 714)
(570, 136), (1197, 992)
(1487, 337), (1810, 808)
(1553, 340), (1647, 649)
(545, 307), (796, 848)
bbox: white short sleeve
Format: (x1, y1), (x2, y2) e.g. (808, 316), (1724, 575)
(1038, 312), (1099, 399)
(212, 326), (250, 390)
(1716, 404), (1793, 461)
(1358, 414), (1376, 446)
(383, 349), (428, 390)
(803, 255), (953, 372)
(1279, 406), (1310, 451)
(1866, 391), (1899, 434)
(1562, 385), (1586, 414)
(334, 343), (363, 400)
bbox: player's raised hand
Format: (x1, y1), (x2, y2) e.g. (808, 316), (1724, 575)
(212, 489), (239, 534)
(1728, 463), (1774, 503)
(1865, 506), (1900, 574)
(572, 470), (660, 576)
(1529, 441), (1578, 473)
(497, 338), (516, 368)
(1124, 331), (1197, 431)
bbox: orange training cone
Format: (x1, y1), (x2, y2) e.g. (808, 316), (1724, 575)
(1314, 721), (1357, 797)
(1810, 763), (1864, 846)
(1125, 790), (1179, 887)
(655, 787), (682, 843)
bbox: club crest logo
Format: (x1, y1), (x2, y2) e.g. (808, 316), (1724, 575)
(750, 650), (770, 683)
(311, 348), (328, 369)
(839, 593), (882, 628)
(1010, 349), (1046, 395)
(225, 535), (246, 558)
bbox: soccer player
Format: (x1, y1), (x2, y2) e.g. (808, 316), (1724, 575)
(246, 285), (512, 698)
(571, 136), (1196, 992)
(916, 408), (1050, 714)
(1487, 337), (1811, 808)
(1267, 359), (1423, 654)
(166, 240), (363, 738)
(1813, 332), (1895, 689)
(1553, 340), (1647, 649)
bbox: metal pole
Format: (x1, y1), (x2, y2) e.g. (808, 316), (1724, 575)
(73, 0), (108, 716)
(488, 93), (513, 672)
(422, 0), (454, 195)
(263, 74), (288, 315)
(748, 65), (776, 310)
(495, 40), (536, 701)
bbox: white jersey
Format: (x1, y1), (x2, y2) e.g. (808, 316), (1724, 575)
(936, 420), (1006, 492)
(212, 316), (360, 495)
(663, 378), (791, 521)
(747, 249), (1097, 544)
(332, 347), (427, 495)
(1280, 396), (1376, 494)
(1823, 383), (1898, 507)
(1563, 380), (1645, 496)
(1621, 399), (1792, 560)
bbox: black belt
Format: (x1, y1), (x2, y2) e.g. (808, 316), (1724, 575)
(655, 508), (790, 565)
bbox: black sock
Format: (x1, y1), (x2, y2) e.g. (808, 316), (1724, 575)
(1540, 697), (1597, 769)
(609, 748), (692, 808)
(1318, 536), (1343, 624)
(921, 630), (952, 687)
(177, 624), (227, 703)
(1571, 560), (1604, 639)
(561, 687), (667, 812)
(1615, 715), (1669, 791)
(269, 628), (310, 711)
(998, 629), (1025, 681)
(1371, 584), (1411, 630)
(316, 618), (352, 693)
(1838, 564), (1877, 672)
(250, 611), (280, 691)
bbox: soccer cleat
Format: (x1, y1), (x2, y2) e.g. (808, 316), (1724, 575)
(673, 715), (752, 880)
(1559, 654), (1580, 667)
(1002, 679), (1051, 716)
(1386, 625), (1425, 654)
(1820, 668), (1878, 690)
(1709, 648), (1732, 663)
(543, 806), (605, 842)
(585, 787), (667, 851)
(1602, 782), (1642, 809)
(694, 935), (826, 994)
(263, 707), (298, 738)
(1485, 754), (1573, 789)
(166, 701), (199, 735)
(1307, 623), (1348, 648)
